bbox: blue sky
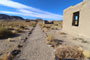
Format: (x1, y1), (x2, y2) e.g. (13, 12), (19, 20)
(0, 0), (82, 20)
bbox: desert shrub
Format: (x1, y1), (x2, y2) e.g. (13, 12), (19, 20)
(31, 24), (35, 27)
(43, 24), (52, 29)
(81, 40), (88, 43)
(55, 46), (84, 60)
(15, 28), (22, 33)
(51, 26), (58, 30)
(8, 27), (14, 30)
(8, 38), (13, 42)
(19, 25), (25, 29)
(11, 30), (17, 34)
(83, 50), (90, 58)
(78, 38), (88, 43)
(46, 34), (62, 48)
(43, 26), (50, 29)
(46, 34), (55, 45)
(39, 23), (44, 28)
(29, 22), (36, 27)
(43, 28), (48, 32)
(0, 27), (13, 39)
(47, 34), (54, 42)
(18, 36), (22, 40)
(59, 32), (67, 35)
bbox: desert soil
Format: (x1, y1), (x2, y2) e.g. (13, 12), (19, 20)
(0, 26), (33, 58)
(16, 25), (55, 60)
(45, 29), (90, 51)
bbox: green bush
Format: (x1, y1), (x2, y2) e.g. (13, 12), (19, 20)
(0, 27), (13, 39)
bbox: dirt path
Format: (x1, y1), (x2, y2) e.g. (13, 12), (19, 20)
(17, 25), (54, 60)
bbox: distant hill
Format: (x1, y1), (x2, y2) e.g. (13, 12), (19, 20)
(0, 14), (62, 21)
(0, 14), (24, 20)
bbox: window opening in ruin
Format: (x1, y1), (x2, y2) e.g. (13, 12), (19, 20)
(72, 11), (79, 26)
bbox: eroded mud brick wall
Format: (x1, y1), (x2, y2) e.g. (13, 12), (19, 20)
(63, 0), (90, 38)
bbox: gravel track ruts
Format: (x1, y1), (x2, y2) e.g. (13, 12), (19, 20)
(16, 25), (54, 60)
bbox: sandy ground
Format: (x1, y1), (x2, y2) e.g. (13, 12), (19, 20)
(1, 24), (89, 60)
(45, 29), (90, 51)
(16, 25), (55, 60)
(0, 27), (33, 58)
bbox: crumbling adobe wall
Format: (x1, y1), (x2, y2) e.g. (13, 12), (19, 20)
(63, 0), (90, 38)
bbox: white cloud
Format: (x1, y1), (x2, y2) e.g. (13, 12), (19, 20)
(0, 0), (63, 20)
(18, 9), (61, 19)
(0, 0), (30, 9)
(0, 11), (21, 14)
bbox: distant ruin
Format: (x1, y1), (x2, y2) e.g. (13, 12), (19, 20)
(45, 20), (54, 24)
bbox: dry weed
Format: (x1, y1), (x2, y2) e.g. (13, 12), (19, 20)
(7, 38), (13, 42)
(46, 34), (54, 42)
(43, 28), (48, 32)
(55, 46), (84, 60)
(59, 32), (67, 35)
(83, 50), (90, 58)
(51, 26), (58, 30)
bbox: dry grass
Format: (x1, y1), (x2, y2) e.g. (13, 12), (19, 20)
(46, 34), (54, 42)
(51, 26), (58, 30)
(0, 21), (34, 37)
(40, 21), (62, 30)
(73, 37), (88, 43)
(38, 23), (44, 28)
(0, 20), (36, 59)
(0, 45), (15, 60)
(83, 50), (90, 58)
(42, 28), (48, 32)
(0, 27), (13, 39)
(46, 34), (54, 45)
(55, 46), (84, 60)
(15, 28), (22, 33)
(59, 32), (67, 35)
(81, 40), (88, 43)
(0, 54), (13, 60)
(43, 24), (52, 29)
(0, 20), (36, 28)
(78, 47), (90, 58)
(11, 30), (18, 34)
(43, 24), (58, 30)
(7, 38), (13, 42)
(19, 25), (25, 29)
(18, 36), (22, 40)
(46, 34), (62, 48)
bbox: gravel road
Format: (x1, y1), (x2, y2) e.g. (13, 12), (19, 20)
(17, 25), (54, 60)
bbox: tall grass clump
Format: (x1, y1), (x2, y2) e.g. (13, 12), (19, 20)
(0, 27), (13, 39)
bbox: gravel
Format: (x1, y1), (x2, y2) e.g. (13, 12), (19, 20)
(16, 25), (55, 60)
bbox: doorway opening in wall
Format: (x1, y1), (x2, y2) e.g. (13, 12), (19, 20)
(72, 11), (80, 26)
